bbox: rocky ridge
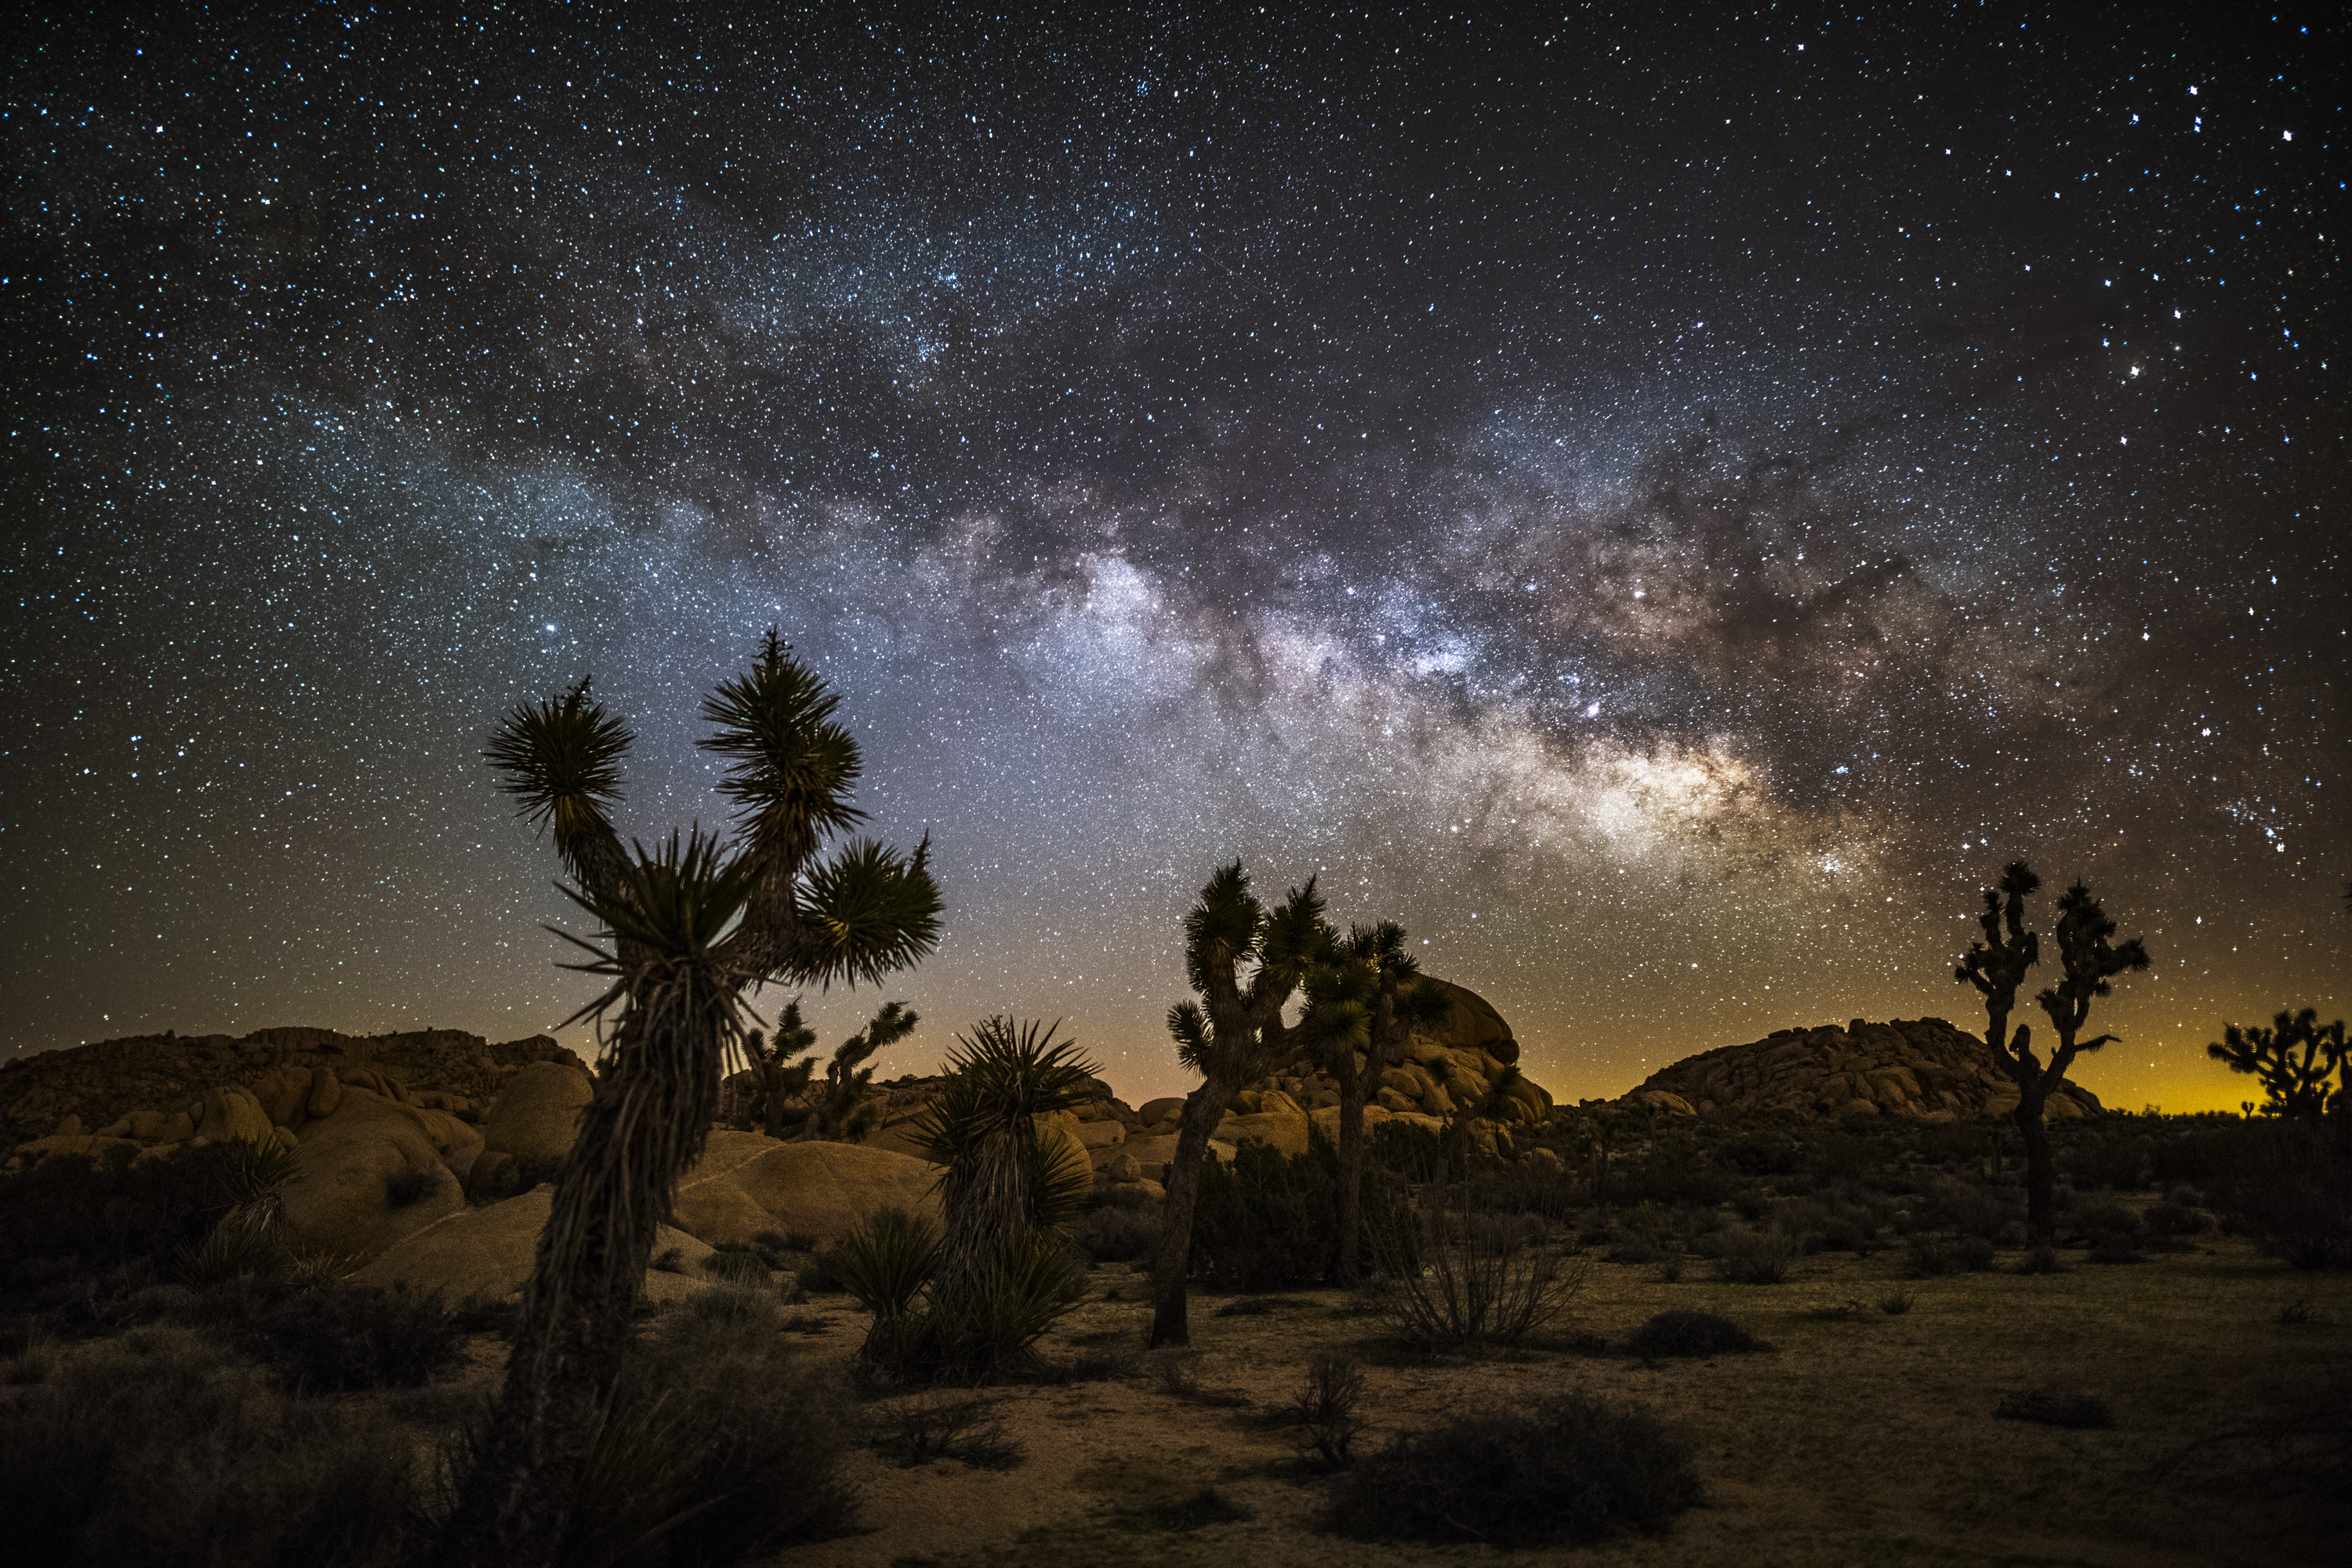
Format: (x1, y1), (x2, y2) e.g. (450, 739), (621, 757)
(1621, 1016), (2103, 1121)
(0, 1025), (582, 1159)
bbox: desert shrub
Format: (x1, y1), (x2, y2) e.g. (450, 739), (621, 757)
(1370, 1192), (1584, 1347)
(2141, 1199), (2210, 1239)
(1717, 1131), (1802, 1177)
(2020, 1243), (2063, 1274)
(2205, 1120), (2352, 1270)
(1190, 1136), (1335, 1290)
(1334, 1392), (1702, 1546)
(833, 1207), (937, 1317)
(241, 1283), (463, 1390)
(1469, 1158), (1581, 1221)
(1626, 1308), (1763, 1358)
(1132, 1487), (1252, 1532)
(1072, 1192), (1161, 1265)
(1995, 1387), (2113, 1429)
(1908, 1176), (2015, 1240)
(1286, 1352), (1368, 1467)
(1711, 1228), (1799, 1284)
(668, 1283), (780, 1339)
(535, 1326), (859, 1566)
(1878, 1287), (1915, 1315)
(0, 1328), (418, 1566)
(873, 1393), (1024, 1469)
(1904, 1233), (1994, 1277)
(699, 1248), (774, 1288)
(844, 1216), (1087, 1383)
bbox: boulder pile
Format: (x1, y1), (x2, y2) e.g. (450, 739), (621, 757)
(1619, 1017), (2103, 1122)
(847, 976), (1555, 1193)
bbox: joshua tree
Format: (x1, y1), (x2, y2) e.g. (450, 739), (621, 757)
(806, 999), (919, 1142)
(445, 637), (941, 1568)
(2209, 1008), (2347, 1120)
(1149, 862), (1330, 1348)
(1301, 924), (1450, 1285)
(1957, 864), (2147, 1244)
(739, 1004), (818, 1138)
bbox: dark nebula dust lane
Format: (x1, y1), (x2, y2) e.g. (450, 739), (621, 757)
(4, 5), (2343, 1108)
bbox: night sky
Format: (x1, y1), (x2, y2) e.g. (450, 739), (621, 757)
(5, 6), (2343, 1112)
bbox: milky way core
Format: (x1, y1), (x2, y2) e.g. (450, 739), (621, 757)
(6, 8), (2343, 1109)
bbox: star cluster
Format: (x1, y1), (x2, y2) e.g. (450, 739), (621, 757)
(5, 6), (2342, 1109)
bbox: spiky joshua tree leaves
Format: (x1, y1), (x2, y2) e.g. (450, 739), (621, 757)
(444, 634), (941, 1568)
(1954, 862), (2148, 1245)
(2209, 1008), (2348, 1120)
(1149, 862), (1330, 1348)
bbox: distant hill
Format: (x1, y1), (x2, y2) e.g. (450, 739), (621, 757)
(1620, 1017), (2100, 1121)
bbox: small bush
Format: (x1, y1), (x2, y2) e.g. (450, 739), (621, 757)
(699, 1249), (775, 1288)
(0, 1328), (418, 1566)
(1286, 1352), (1367, 1467)
(1712, 1229), (1798, 1285)
(1334, 1392), (1703, 1546)
(1370, 1192), (1585, 1347)
(873, 1394), (1024, 1469)
(241, 1284), (463, 1391)
(2278, 1298), (2321, 1326)
(1626, 1308), (1763, 1359)
(1072, 1196), (1160, 1265)
(1904, 1234), (1993, 1277)
(2020, 1244), (2063, 1275)
(1878, 1288), (1915, 1316)
(668, 1285), (779, 1339)
(1995, 1387), (2113, 1429)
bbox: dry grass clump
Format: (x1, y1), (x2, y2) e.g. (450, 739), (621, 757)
(0, 1327), (418, 1567)
(1333, 1391), (1703, 1547)
(872, 1392), (1025, 1469)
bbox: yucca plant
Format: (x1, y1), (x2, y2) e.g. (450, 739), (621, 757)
(445, 633), (941, 1568)
(913, 1017), (1098, 1294)
(1149, 863), (1331, 1348)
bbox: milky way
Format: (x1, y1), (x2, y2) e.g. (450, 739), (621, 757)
(5, 7), (2343, 1109)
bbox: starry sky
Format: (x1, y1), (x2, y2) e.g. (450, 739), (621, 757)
(5, 5), (2343, 1112)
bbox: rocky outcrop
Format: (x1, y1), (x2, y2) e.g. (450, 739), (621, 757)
(670, 1132), (943, 1249)
(0, 1025), (584, 1161)
(1621, 1018), (2103, 1122)
(353, 1185), (715, 1304)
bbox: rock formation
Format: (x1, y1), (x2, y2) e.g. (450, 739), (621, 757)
(1619, 1017), (2103, 1122)
(0, 1025), (581, 1160)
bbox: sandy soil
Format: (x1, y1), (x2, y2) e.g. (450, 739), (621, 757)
(775, 1233), (2351, 1568)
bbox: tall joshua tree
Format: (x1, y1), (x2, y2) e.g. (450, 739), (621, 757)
(740, 1003), (819, 1138)
(1149, 863), (1330, 1348)
(2209, 1008), (2347, 1120)
(806, 999), (919, 1142)
(1301, 924), (1449, 1285)
(444, 637), (941, 1568)
(1955, 862), (2148, 1245)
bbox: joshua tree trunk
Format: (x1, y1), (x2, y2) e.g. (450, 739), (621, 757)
(1149, 1079), (1233, 1348)
(1334, 1051), (1371, 1286)
(2010, 1081), (2058, 1246)
(442, 974), (728, 1568)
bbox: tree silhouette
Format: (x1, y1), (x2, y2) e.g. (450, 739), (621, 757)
(2209, 1009), (2347, 1119)
(1954, 869), (2147, 1245)
(739, 1004), (818, 1139)
(445, 636), (940, 1568)
(1149, 862), (1329, 1348)
(1295, 923), (1449, 1284)
(807, 1000), (920, 1142)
